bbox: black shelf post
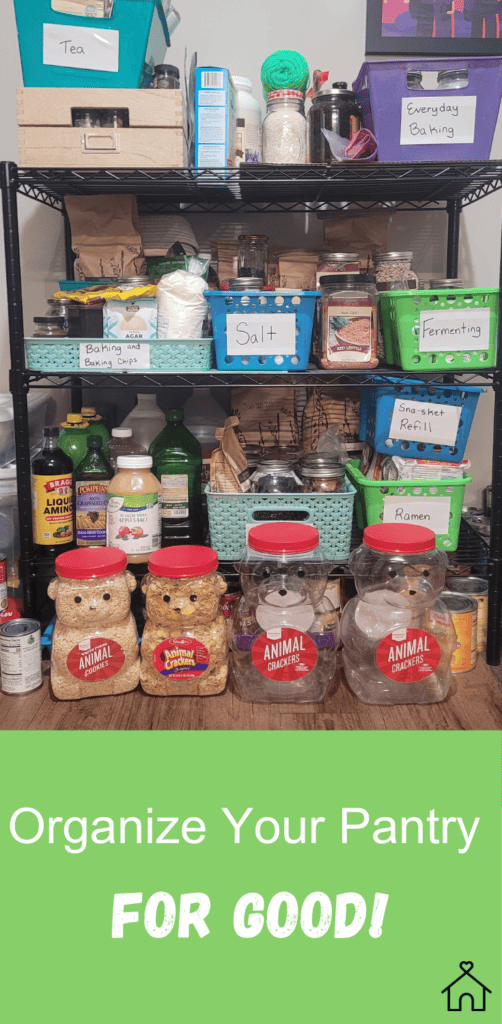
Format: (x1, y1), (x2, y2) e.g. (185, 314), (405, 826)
(446, 197), (461, 279)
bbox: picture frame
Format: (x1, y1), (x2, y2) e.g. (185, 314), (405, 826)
(366, 0), (502, 56)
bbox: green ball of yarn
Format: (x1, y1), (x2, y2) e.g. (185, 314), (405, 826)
(261, 50), (310, 98)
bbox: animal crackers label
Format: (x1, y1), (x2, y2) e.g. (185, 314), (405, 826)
(31, 473), (74, 545)
(252, 627), (318, 682)
(153, 637), (210, 679)
(67, 637), (125, 682)
(376, 627), (441, 683)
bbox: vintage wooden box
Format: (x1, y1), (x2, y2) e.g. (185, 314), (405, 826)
(17, 87), (186, 167)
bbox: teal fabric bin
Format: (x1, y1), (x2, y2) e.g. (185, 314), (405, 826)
(13, 0), (170, 88)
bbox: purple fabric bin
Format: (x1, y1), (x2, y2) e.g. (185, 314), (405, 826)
(353, 57), (502, 162)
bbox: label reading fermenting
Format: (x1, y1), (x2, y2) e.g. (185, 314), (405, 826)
(160, 475), (189, 519)
(31, 473), (74, 546)
(251, 628), (318, 682)
(106, 493), (160, 556)
(153, 637), (210, 678)
(67, 637), (125, 682)
(76, 480), (109, 546)
(376, 627), (441, 683)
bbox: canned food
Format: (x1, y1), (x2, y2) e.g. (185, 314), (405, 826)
(0, 619), (42, 695)
(0, 553), (8, 613)
(445, 576), (488, 652)
(441, 593), (477, 673)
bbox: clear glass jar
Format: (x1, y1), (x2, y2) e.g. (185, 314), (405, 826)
(45, 298), (79, 331)
(429, 278), (463, 289)
(230, 523), (339, 703)
(319, 274), (378, 368)
(150, 64), (180, 89)
(32, 316), (68, 338)
(299, 456), (346, 493)
(251, 458), (303, 493)
(238, 235), (268, 280)
(262, 90), (308, 164)
(316, 252), (359, 287)
(72, 109), (101, 127)
(373, 252), (419, 291)
(101, 108), (128, 128)
(437, 69), (468, 90)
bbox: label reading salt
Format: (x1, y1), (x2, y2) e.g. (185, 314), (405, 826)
(153, 637), (210, 679)
(383, 495), (451, 535)
(389, 398), (461, 446)
(419, 308), (490, 352)
(226, 313), (296, 356)
(376, 627), (441, 683)
(400, 94), (476, 145)
(43, 23), (119, 73)
(80, 343), (150, 370)
(67, 637), (125, 682)
(251, 627), (317, 682)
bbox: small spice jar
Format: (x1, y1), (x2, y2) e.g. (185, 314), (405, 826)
(262, 89), (308, 164)
(373, 252), (419, 291)
(32, 315), (68, 338)
(316, 252), (359, 287)
(319, 274), (378, 368)
(437, 68), (468, 90)
(45, 298), (79, 331)
(101, 108), (128, 128)
(67, 299), (105, 339)
(251, 457), (303, 493)
(150, 64), (180, 89)
(72, 109), (101, 127)
(299, 454), (346, 493)
(140, 545), (228, 697)
(48, 547), (140, 701)
(237, 235), (268, 280)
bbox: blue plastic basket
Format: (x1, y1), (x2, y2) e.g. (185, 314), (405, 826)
(13, 0), (169, 89)
(359, 378), (485, 462)
(204, 291), (320, 371)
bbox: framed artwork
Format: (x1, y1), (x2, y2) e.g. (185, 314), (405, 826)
(366, 0), (502, 55)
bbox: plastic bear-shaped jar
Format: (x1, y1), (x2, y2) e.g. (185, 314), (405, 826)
(341, 524), (456, 705)
(140, 545), (228, 696)
(230, 522), (339, 703)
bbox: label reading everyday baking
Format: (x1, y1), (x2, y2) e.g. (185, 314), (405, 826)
(419, 307), (490, 352)
(80, 343), (151, 370)
(251, 627), (318, 682)
(400, 95), (476, 145)
(106, 493), (160, 557)
(43, 23), (119, 73)
(31, 473), (74, 546)
(160, 475), (189, 519)
(226, 313), (296, 356)
(76, 480), (109, 546)
(153, 637), (210, 679)
(383, 495), (452, 535)
(67, 637), (125, 682)
(376, 627), (441, 682)
(389, 398), (461, 446)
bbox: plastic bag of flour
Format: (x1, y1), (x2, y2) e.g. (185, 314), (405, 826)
(156, 270), (208, 339)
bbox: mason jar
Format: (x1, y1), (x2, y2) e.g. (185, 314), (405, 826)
(237, 235), (268, 280)
(262, 90), (308, 164)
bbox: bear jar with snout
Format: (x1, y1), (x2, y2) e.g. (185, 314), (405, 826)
(48, 548), (140, 700)
(340, 524), (456, 705)
(230, 523), (339, 703)
(140, 545), (229, 696)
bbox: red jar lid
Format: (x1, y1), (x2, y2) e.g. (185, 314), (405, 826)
(148, 545), (219, 578)
(363, 524), (436, 554)
(248, 523), (320, 554)
(55, 547), (127, 579)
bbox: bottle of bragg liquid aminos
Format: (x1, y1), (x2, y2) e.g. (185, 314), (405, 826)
(31, 427), (74, 556)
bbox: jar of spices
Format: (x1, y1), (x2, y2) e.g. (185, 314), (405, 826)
(319, 274), (378, 369)
(308, 82), (362, 163)
(45, 298), (79, 331)
(373, 252), (419, 291)
(437, 68), (468, 90)
(251, 457), (303, 493)
(67, 298), (105, 339)
(316, 252), (359, 287)
(238, 235), (268, 281)
(72, 109), (101, 127)
(262, 90), (308, 164)
(299, 454), (346, 493)
(101, 108), (128, 128)
(150, 64), (180, 89)
(32, 316), (68, 338)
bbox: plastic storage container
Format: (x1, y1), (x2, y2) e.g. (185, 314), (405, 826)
(233, 77), (262, 165)
(359, 379), (485, 462)
(119, 394), (166, 450)
(25, 337), (214, 373)
(206, 290), (320, 371)
(353, 57), (502, 161)
(106, 455), (161, 564)
(230, 523), (339, 704)
(108, 428), (147, 472)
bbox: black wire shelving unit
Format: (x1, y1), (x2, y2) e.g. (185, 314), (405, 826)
(2, 160), (502, 661)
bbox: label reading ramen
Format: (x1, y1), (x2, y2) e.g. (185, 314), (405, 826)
(160, 475), (189, 519)
(31, 473), (74, 546)
(251, 627), (318, 682)
(67, 637), (125, 682)
(153, 637), (210, 679)
(376, 627), (441, 683)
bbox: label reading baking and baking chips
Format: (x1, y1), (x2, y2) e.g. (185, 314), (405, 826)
(376, 627), (441, 683)
(67, 637), (125, 682)
(251, 627), (318, 682)
(153, 637), (210, 679)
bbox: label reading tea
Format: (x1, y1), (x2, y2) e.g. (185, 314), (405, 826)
(382, 495), (452, 535)
(31, 473), (74, 546)
(388, 398), (461, 446)
(67, 637), (125, 682)
(43, 23), (119, 73)
(76, 480), (109, 546)
(376, 627), (441, 682)
(226, 313), (296, 356)
(419, 308), (490, 352)
(251, 627), (317, 682)
(106, 493), (160, 556)
(153, 637), (210, 679)
(400, 94), (476, 145)
(160, 475), (189, 519)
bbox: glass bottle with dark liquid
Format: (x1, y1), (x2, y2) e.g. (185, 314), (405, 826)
(31, 427), (74, 556)
(149, 409), (203, 546)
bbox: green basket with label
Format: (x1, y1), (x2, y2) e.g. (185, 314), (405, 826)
(378, 287), (498, 370)
(346, 459), (471, 551)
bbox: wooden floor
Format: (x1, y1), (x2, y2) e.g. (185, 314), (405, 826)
(0, 658), (501, 731)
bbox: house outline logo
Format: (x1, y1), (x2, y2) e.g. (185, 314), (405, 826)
(441, 961), (492, 1012)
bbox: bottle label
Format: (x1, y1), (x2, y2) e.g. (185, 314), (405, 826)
(106, 492), (160, 556)
(67, 636), (125, 682)
(76, 480), (110, 546)
(375, 628), (441, 683)
(323, 303), (377, 363)
(31, 473), (74, 546)
(160, 474), (189, 519)
(251, 627), (318, 682)
(153, 637), (210, 679)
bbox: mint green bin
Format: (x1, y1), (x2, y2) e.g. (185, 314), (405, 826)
(13, 0), (170, 89)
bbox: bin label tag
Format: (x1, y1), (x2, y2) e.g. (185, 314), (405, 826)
(43, 23), (119, 73)
(382, 496), (452, 535)
(418, 308), (490, 352)
(79, 343), (150, 370)
(389, 398), (461, 446)
(400, 95), (476, 145)
(226, 313), (296, 356)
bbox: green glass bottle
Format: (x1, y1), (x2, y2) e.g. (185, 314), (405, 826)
(81, 406), (110, 455)
(74, 436), (113, 547)
(149, 408), (203, 546)
(57, 413), (91, 469)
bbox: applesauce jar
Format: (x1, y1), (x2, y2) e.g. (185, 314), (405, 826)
(106, 455), (161, 564)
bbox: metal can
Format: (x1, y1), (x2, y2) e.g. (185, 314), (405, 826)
(0, 619), (42, 696)
(0, 553), (8, 613)
(441, 594), (477, 673)
(445, 576), (488, 653)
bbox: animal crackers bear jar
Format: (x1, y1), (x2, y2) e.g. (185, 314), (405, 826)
(140, 545), (228, 696)
(341, 524), (456, 705)
(230, 523), (339, 703)
(48, 547), (140, 699)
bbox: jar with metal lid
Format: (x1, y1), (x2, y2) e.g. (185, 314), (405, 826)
(308, 82), (362, 163)
(316, 252), (360, 287)
(32, 316), (68, 338)
(406, 71), (423, 90)
(262, 90), (308, 164)
(115, 276), (155, 287)
(238, 235), (268, 280)
(72, 109), (101, 128)
(373, 252), (419, 291)
(319, 274), (378, 368)
(67, 298), (105, 339)
(45, 298), (79, 331)
(101, 108), (128, 128)
(438, 68), (468, 90)
(241, 444), (263, 470)
(150, 64), (180, 89)
(429, 278), (463, 289)
(251, 458), (303, 493)
(229, 277), (265, 291)
(299, 455), (346, 493)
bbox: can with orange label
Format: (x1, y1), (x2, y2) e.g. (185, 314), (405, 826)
(441, 593), (477, 673)
(445, 576), (488, 652)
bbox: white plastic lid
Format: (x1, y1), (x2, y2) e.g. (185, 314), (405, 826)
(116, 455), (153, 469)
(233, 76), (252, 90)
(112, 428), (133, 438)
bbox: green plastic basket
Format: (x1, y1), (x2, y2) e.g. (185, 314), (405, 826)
(346, 459), (471, 552)
(379, 288), (498, 370)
